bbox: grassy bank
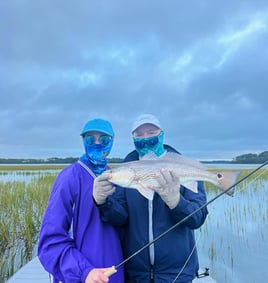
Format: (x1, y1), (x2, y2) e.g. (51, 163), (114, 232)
(0, 174), (56, 282)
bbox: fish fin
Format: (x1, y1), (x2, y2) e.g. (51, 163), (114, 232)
(141, 152), (205, 171)
(160, 152), (206, 170)
(182, 181), (198, 193)
(135, 184), (154, 200)
(216, 170), (240, 196)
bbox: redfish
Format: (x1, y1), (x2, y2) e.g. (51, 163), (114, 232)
(107, 152), (240, 200)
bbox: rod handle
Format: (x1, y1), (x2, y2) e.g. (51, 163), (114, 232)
(104, 266), (117, 277)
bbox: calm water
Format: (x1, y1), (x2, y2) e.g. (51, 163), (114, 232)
(0, 168), (61, 183)
(1, 164), (268, 282)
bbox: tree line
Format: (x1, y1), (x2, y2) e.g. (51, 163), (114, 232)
(232, 151), (268, 164)
(0, 151), (267, 164)
(0, 157), (124, 164)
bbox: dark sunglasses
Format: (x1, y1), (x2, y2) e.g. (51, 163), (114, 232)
(84, 135), (112, 146)
(134, 136), (159, 149)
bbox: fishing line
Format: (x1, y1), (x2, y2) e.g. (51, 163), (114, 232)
(171, 228), (203, 283)
(105, 160), (268, 276)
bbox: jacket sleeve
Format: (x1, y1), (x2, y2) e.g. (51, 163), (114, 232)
(170, 181), (208, 229)
(38, 167), (93, 282)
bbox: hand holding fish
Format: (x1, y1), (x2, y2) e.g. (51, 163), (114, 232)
(93, 172), (115, 205)
(154, 169), (181, 209)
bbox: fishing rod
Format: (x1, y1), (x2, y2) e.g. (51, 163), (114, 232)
(104, 160), (268, 277)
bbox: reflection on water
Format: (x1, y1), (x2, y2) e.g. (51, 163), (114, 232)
(0, 169), (61, 183)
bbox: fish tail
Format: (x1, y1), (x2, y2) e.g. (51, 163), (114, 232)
(216, 170), (240, 196)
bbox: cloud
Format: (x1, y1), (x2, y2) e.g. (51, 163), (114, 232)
(0, 0), (267, 159)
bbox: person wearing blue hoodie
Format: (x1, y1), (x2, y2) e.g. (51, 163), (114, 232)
(93, 114), (208, 283)
(38, 118), (124, 283)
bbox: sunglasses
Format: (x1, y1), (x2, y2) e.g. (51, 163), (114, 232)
(134, 136), (159, 149)
(84, 135), (112, 146)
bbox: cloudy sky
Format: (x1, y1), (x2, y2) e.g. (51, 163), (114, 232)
(1, 0), (267, 160)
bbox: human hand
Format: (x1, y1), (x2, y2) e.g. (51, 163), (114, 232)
(93, 171), (115, 205)
(154, 169), (181, 209)
(85, 267), (111, 283)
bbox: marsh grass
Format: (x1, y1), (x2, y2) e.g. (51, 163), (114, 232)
(198, 167), (268, 282)
(0, 174), (56, 282)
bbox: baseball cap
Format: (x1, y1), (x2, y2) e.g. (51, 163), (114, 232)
(80, 118), (114, 137)
(131, 114), (161, 133)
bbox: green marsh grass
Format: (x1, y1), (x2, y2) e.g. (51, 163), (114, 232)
(0, 172), (57, 282)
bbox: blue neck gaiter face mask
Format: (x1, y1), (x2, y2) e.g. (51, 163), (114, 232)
(80, 139), (113, 175)
(134, 131), (165, 158)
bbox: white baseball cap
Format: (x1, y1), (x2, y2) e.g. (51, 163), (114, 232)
(131, 114), (162, 133)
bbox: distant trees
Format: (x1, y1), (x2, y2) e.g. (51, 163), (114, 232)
(108, 157), (124, 163)
(258, 151), (268, 163)
(0, 157), (124, 164)
(0, 152), (267, 164)
(0, 157), (78, 164)
(232, 151), (268, 164)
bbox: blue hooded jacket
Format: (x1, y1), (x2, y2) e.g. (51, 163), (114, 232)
(38, 161), (124, 283)
(98, 145), (208, 283)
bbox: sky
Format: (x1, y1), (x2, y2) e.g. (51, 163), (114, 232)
(0, 0), (267, 160)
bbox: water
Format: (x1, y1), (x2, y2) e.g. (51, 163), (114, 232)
(0, 166), (62, 183)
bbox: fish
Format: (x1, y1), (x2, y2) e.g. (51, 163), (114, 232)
(106, 152), (240, 200)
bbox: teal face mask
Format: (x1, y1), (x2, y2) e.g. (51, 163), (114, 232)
(134, 131), (165, 158)
(83, 138), (113, 166)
